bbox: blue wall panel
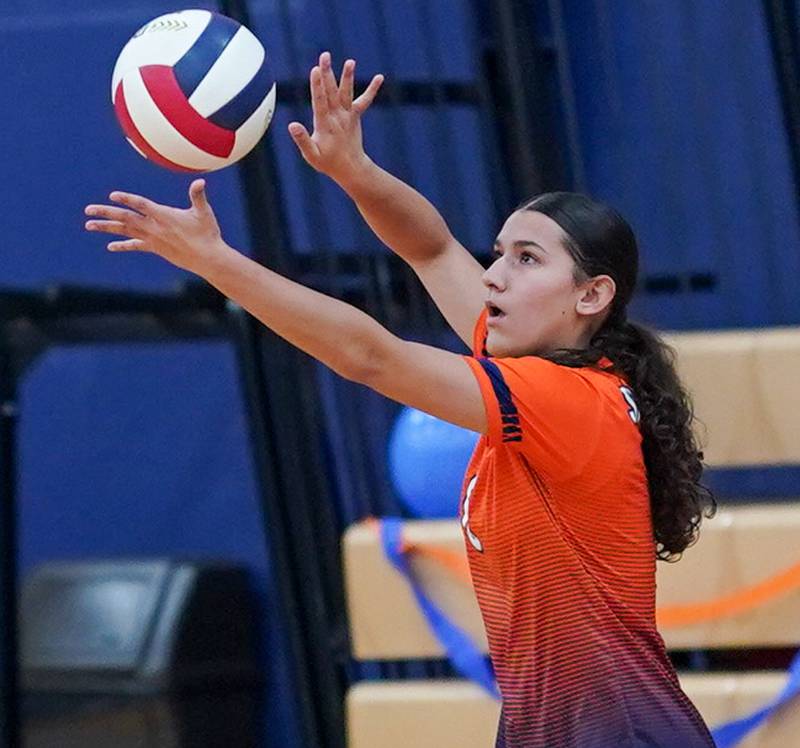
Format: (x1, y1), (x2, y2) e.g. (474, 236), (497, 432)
(4, 2), (800, 745)
(247, 0), (477, 82)
(2, 2), (299, 745)
(17, 342), (300, 744)
(561, 0), (800, 331)
(266, 103), (496, 255)
(248, 0), (493, 256)
(0, 1), (252, 289)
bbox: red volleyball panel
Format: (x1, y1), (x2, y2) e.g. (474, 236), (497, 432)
(113, 81), (204, 173)
(139, 65), (235, 158)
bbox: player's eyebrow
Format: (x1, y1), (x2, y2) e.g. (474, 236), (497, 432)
(493, 239), (549, 254)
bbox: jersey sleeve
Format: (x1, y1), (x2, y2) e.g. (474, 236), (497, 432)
(471, 307), (491, 358)
(463, 310), (608, 483)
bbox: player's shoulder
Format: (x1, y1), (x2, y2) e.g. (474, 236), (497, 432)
(501, 354), (637, 417)
(579, 364), (642, 427)
(495, 353), (625, 390)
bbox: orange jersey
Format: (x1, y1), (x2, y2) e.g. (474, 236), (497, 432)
(460, 310), (714, 748)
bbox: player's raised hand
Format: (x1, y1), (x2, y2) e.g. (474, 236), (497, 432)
(288, 51), (384, 185)
(84, 180), (232, 274)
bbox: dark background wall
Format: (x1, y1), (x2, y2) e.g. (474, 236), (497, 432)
(3, 1), (798, 746)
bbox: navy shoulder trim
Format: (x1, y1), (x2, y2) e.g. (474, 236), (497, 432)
(477, 359), (522, 443)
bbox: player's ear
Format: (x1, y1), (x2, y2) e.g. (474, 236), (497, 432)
(575, 274), (616, 318)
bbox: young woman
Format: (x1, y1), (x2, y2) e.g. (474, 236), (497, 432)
(85, 52), (717, 748)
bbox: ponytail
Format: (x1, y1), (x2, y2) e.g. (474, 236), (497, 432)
(542, 316), (717, 561)
(520, 191), (716, 561)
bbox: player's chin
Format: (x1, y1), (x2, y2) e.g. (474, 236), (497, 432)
(486, 329), (538, 359)
(484, 331), (510, 358)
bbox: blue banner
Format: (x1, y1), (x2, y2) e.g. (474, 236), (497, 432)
(379, 518), (500, 699)
(711, 648), (800, 747)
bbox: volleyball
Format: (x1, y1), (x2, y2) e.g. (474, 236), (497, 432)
(111, 9), (276, 173)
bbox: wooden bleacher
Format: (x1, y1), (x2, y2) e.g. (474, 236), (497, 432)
(343, 327), (800, 747)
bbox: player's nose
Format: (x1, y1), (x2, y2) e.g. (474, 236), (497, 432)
(482, 258), (507, 292)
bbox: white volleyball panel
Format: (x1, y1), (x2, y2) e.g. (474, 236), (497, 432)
(228, 84), (277, 164)
(111, 10), (212, 99)
(188, 26), (266, 118)
(122, 69), (230, 172)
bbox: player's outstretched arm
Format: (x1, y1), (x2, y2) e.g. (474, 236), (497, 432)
(84, 181), (487, 433)
(288, 51), (485, 347)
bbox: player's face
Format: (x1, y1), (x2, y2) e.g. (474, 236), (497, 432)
(482, 210), (601, 358)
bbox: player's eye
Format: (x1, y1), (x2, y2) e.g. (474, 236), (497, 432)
(520, 251), (539, 264)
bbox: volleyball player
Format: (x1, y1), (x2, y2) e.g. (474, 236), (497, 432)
(85, 52), (717, 747)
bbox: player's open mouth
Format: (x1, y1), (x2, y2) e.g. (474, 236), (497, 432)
(486, 301), (505, 319)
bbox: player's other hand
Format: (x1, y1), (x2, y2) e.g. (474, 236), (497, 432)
(288, 51), (384, 186)
(84, 180), (232, 274)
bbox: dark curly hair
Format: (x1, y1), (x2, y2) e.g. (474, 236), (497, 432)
(520, 192), (716, 561)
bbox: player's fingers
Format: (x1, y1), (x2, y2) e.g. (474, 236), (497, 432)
(352, 74), (385, 115)
(85, 219), (132, 236)
(107, 239), (148, 253)
(109, 191), (158, 216)
(319, 51), (341, 112)
(85, 204), (141, 223)
(189, 179), (210, 212)
(338, 58), (355, 110)
(310, 65), (328, 129)
(288, 122), (321, 163)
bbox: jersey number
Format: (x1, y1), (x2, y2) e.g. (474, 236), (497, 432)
(461, 474), (484, 552)
(620, 385), (641, 424)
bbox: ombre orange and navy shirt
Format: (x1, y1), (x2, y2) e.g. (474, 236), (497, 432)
(459, 310), (715, 748)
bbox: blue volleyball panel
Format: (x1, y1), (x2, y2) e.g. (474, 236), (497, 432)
(173, 11), (239, 98)
(208, 54), (275, 130)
